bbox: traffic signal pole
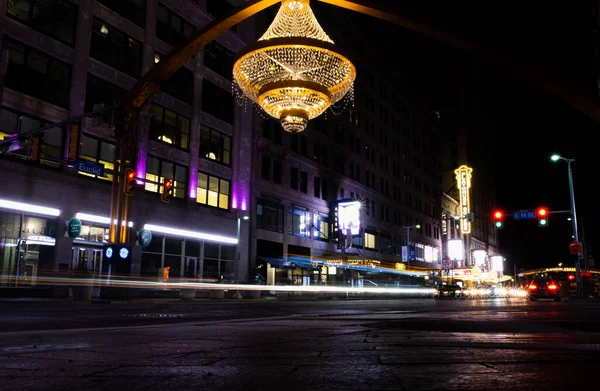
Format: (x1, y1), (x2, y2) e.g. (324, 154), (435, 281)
(566, 159), (583, 297)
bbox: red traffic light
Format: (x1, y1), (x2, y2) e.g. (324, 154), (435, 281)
(165, 179), (173, 189)
(493, 211), (503, 219)
(536, 207), (548, 217)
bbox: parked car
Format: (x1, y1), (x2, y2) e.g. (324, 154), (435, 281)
(527, 277), (564, 301)
(434, 284), (463, 299)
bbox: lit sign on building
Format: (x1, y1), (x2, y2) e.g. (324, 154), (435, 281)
(337, 200), (361, 235)
(448, 239), (464, 261)
(454, 165), (473, 234)
(491, 256), (504, 274)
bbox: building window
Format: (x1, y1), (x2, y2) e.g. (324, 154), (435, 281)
(145, 156), (187, 199)
(7, 0), (78, 46)
(161, 66), (194, 104)
(84, 75), (124, 124)
(290, 167), (298, 191)
(0, 106), (62, 162)
(196, 172), (230, 210)
(204, 41), (234, 80)
(273, 159), (282, 184)
(365, 232), (376, 250)
(314, 177), (321, 198)
(149, 105), (190, 150)
(79, 135), (115, 181)
(205, 0), (238, 32)
(156, 4), (195, 47)
(288, 206), (310, 238)
(313, 213), (329, 241)
(90, 18), (142, 78)
(201, 79), (234, 124)
(261, 154), (271, 181)
(257, 198), (284, 233)
(199, 126), (231, 165)
(97, 0), (146, 28)
(3, 37), (71, 108)
(299, 171), (308, 194)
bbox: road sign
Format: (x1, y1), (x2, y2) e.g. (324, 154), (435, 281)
(569, 241), (582, 255)
(75, 159), (105, 177)
(513, 210), (537, 220)
(67, 218), (82, 238)
(138, 229), (153, 247)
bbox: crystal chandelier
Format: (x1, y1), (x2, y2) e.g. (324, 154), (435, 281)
(232, 0), (356, 133)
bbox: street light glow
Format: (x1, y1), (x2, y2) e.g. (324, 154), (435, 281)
(550, 154), (561, 162)
(416, 224), (421, 229)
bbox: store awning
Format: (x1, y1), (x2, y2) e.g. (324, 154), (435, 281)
(259, 256), (320, 270)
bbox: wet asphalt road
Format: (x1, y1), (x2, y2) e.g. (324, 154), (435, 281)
(1, 297), (599, 390)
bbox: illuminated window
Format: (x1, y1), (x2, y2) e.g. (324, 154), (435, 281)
(91, 18), (142, 78)
(196, 172), (229, 210)
(150, 105), (190, 150)
(199, 126), (231, 165)
(288, 206), (310, 238)
(145, 156), (187, 199)
(365, 233), (376, 250)
(79, 135), (115, 181)
(313, 214), (329, 241)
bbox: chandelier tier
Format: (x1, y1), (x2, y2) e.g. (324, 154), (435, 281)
(232, 0), (356, 133)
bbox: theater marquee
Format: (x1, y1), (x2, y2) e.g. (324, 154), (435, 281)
(454, 165), (473, 234)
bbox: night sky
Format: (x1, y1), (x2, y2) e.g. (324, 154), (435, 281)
(315, 1), (599, 271)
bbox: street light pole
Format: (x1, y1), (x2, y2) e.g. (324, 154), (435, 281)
(566, 159), (583, 296)
(551, 154), (582, 296)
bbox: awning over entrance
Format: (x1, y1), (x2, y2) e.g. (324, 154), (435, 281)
(259, 257), (316, 270)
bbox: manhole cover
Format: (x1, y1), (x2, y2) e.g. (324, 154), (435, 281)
(124, 313), (186, 318)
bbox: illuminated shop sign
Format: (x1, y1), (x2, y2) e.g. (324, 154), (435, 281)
(337, 200), (361, 235)
(454, 165), (473, 234)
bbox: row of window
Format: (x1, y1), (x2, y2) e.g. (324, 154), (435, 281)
(256, 198), (440, 257)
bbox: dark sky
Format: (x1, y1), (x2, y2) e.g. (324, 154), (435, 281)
(315, 1), (599, 271)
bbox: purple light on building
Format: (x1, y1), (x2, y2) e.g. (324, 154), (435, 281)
(135, 155), (146, 185)
(189, 174), (197, 199)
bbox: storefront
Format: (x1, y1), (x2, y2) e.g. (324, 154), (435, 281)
(0, 199), (60, 286)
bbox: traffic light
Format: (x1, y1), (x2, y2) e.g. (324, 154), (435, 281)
(124, 168), (135, 196)
(161, 179), (173, 203)
(536, 207), (549, 227)
(492, 210), (504, 229)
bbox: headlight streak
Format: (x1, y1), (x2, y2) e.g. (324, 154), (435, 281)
(0, 275), (435, 295)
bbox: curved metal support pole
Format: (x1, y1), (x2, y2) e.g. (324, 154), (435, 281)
(319, 0), (600, 123)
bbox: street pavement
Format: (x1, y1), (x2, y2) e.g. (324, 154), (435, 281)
(0, 297), (599, 390)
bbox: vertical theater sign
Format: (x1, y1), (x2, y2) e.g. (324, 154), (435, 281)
(454, 165), (473, 234)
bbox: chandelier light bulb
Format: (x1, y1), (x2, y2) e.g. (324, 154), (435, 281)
(232, 0), (356, 133)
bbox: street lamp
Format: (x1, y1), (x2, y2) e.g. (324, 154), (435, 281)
(550, 154), (582, 296)
(403, 224), (421, 270)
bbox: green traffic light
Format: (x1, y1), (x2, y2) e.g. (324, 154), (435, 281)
(495, 221), (503, 228)
(539, 219), (547, 226)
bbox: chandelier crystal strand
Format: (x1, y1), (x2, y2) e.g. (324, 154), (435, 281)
(232, 0), (356, 133)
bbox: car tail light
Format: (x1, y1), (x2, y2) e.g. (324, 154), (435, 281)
(548, 284), (557, 290)
(528, 284), (538, 290)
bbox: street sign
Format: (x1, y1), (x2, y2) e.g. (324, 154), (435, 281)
(569, 241), (582, 255)
(67, 218), (82, 238)
(75, 159), (105, 177)
(138, 229), (153, 247)
(513, 210), (537, 220)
